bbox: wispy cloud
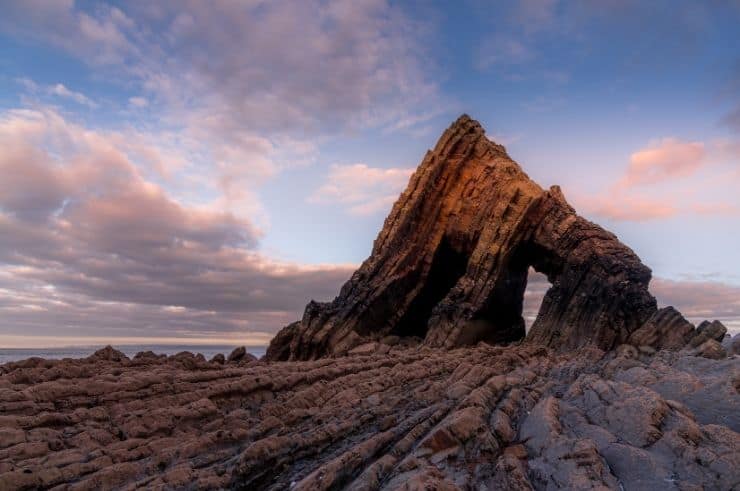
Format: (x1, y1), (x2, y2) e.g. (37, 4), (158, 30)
(309, 163), (414, 215)
(17, 78), (98, 108)
(49, 83), (98, 108)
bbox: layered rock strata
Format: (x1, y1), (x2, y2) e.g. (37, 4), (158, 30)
(0, 346), (737, 490)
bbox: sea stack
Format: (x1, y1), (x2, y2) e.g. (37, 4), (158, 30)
(267, 115), (664, 360)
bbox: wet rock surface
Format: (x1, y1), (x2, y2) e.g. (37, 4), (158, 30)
(0, 345), (737, 490)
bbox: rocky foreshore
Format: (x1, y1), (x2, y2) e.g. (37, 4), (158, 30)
(3, 115), (739, 490)
(0, 342), (738, 490)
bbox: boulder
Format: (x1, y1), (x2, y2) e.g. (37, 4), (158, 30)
(627, 307), (695, 350)
(693, 339), (727, 359)
(690, 320), (727, 347)
(87, 346), (128, 362)
(227, 346), (246, 362)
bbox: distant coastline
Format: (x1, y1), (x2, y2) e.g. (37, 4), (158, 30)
(0, 344), (267, 364)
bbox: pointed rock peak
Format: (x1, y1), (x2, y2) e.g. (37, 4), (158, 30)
(449, 113), (479, 130)
(266, 115), (672, 361)
(432, 114), (507, 165)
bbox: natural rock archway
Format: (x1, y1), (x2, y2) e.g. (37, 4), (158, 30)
(266, 115), (659, 361)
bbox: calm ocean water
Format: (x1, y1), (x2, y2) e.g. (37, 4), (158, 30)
(0, 345), (266, 365)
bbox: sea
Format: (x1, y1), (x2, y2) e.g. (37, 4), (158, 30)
(0, 345), (267, 365)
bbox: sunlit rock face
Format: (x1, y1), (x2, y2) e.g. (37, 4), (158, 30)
(267, 115), (662, 361)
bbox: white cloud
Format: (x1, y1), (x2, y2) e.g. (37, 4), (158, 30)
(49, 83), (98, 107)
(309, 163), (414, 215)
(16, 78), (97, 108)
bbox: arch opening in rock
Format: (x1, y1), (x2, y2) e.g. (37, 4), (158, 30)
(463, 244), (558, 346)
(522, 269), (551, 333)
(391, 237), (469, 339)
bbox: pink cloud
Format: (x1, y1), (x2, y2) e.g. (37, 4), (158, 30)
(619, 137), (705, 188)
(577, 136), (739, 222)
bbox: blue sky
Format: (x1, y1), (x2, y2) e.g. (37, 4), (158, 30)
(0, 0), (738, 347)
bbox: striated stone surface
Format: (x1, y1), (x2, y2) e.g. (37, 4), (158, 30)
(267, 115), (660, 361)
(627, 307), (696, 351)
(1, 345), (738, 490)
(691, 320), (727, 347)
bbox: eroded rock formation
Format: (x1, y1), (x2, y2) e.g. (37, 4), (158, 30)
(2, 116), (736, 490)
(268, 115), (660, 361)
(1, 345), (738, 490)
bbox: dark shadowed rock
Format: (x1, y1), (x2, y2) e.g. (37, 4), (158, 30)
(210, 353), (225, 364)
(690, 320), (727, 347)
(227, 346), (257, 364)
(87, 345), (128, 362)
(227, 346), (246, 362)
(268, 115), (659, 360)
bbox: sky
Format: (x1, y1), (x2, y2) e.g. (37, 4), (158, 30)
(0, 0), (739, 348)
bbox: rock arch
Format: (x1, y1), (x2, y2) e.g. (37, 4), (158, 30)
(266, 115), (658, 361)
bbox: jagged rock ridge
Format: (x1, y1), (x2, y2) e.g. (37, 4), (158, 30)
(268, 115), (662, 361)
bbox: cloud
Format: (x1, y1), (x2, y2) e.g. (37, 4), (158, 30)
(309, 163), (414, 215)
(49, 83), (98, 107)
(0, 1), (137, 65)
(722, 105), (740, 133)
(619, 138), (706, 188)
(2, 1), (444, 229)
(0, 107), (353, 342)
(2, 1), (440, 134)
(16, 78), (98, 108)
(576, 137), (739, 222)
(0, 1), (446, 345)
(651, 277), (740, 334)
